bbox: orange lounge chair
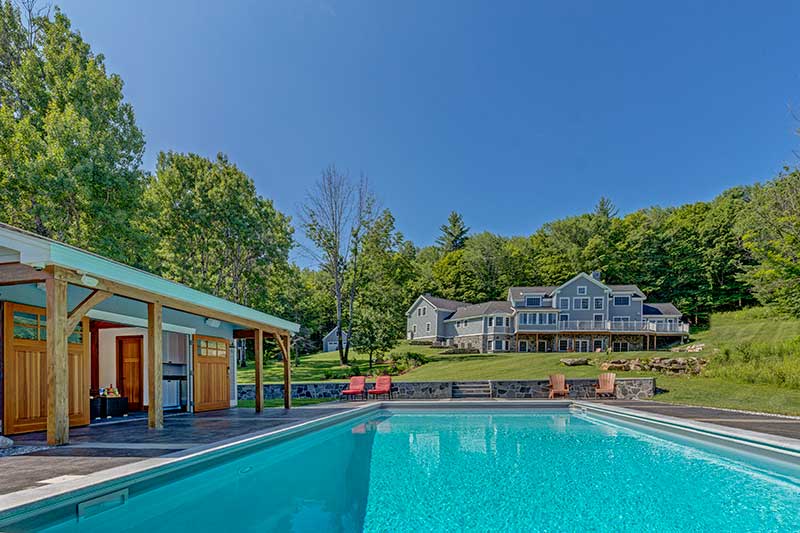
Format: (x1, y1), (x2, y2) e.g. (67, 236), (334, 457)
(368, 376), (393, 399)
(595, 372), (616, 398)
(342, 376), (366, 400)
(548, 374), (570, 399)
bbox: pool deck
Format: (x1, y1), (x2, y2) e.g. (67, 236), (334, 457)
(0, 405), (356, 495)
(1, 400), (799, 498)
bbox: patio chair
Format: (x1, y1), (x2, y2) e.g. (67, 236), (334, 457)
(368, 376), (393, 399)
(548, 374), (570, 399)
(595, 373), (617, 398)
(341, 376), (366, 400)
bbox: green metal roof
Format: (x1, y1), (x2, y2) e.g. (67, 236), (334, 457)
(0, 223), (300, 333)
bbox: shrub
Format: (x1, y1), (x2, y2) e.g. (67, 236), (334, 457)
(407, 340), (433, 346)
(705, 338), (800, 389)
(440, 347), (480, 354)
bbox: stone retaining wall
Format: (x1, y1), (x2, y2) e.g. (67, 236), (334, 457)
(490, 378), (655, 400)
(237, 377), (654, 401)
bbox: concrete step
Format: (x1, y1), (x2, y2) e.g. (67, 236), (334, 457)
(452, 382), (491, 399)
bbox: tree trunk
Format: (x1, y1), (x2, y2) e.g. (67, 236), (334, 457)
(335, 276), (347, 365)
(344, 244), (359, 362)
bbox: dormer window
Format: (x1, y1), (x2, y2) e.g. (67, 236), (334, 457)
(525, 296), (541, 307)
(577, 286), (587, 295)
(613, 296), (630, 306)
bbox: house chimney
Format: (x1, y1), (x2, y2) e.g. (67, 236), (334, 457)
(591, 271), (602, 281)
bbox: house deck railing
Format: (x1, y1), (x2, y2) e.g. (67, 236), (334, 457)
(515, 321), (688, 334)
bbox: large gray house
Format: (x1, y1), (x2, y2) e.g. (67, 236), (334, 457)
(406, 272), (687, 353)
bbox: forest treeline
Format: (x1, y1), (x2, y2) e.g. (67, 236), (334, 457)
(1, 2), (798, 354)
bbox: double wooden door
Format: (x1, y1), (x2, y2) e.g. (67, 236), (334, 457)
(2, 302), (90, 435)
(193, 335), (230, 412)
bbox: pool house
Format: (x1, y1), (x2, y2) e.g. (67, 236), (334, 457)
(0, 223), (299, 446)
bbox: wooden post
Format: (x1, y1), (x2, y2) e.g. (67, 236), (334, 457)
(46, 275), (69, 446)
(535, 333), (539, 352)
(147, 302), (163, 429)
(282, 334), (292, 409)
(255, 329), (263, 413)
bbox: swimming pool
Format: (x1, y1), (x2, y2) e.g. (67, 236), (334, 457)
(6, 406), (800, 532)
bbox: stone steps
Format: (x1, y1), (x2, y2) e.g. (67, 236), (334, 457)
(452, 381), (491, 399)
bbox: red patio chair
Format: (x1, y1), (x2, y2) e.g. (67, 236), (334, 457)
(368, 376), (393, 399)
(341, 376), (366, 400)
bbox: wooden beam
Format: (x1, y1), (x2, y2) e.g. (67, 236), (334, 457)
(279, 334), (292, 409)
(254, 329), (263, 413)
(52, 267), (291, 338)
(148, 302), (163, 429)
(0, 262), (51, 286)
(46, 272), (69, 445)
(66, 289), (112, 334)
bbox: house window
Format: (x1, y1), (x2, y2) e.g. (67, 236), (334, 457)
(519, 314), (527, 325)
(559, 339), (569, 351)
(422, 307), (427, 316)
(574, 297), (590, 310)
(559, 313), (569, 322)
(426, 322), (431, 332)
(613, 341), (629, 352)
(577, 286), (587, 295)
(494, 340), (503, 350)
(412, 324), (417, 333)
(488, 317), (494, 327)
(593, 313), (603, 323)
(505, 317), (510, 327)
(519, 340), (528, 352)
(614, 296), (630, 306)
(548, 313), (557, 324)
(199, 338), (228, 358)
(594, 297), (604, 310)
(593, 339), (604, 351)
(559, 297), (569, 310)
(525, 296), (541, 307)
(613, 316), (630, 322)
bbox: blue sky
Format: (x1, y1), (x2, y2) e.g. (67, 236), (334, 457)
(58, 0), (799, 257)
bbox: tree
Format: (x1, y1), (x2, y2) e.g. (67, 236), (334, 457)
(143, 151), (293, 308)
(436, 211), (470, 252)
(343, 177), (375, 361)
(300, 165), (373, 365)
(350, 306), (399, 370)
(738, 168), (800, 316)
(0, 3), (147, 264)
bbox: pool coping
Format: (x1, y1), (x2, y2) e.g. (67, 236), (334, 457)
(1, 399), (799, 528)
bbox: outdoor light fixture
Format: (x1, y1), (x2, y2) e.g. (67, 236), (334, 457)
(205, 318), (221, 328)
(80, 274), (99, 287)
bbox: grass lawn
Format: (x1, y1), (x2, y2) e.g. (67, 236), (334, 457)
(689, 307), (800, 349)
(236, 398), (337, 408)
(237, 308), (800, 415)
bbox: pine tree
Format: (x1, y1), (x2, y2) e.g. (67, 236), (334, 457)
(436, 211), (470, 252)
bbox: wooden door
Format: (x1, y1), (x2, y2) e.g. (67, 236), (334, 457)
(3, 302), (90, 435)
(116, 335), (144, 410)
(193, 335), (230, 412)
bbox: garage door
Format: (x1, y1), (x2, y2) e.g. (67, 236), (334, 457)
(193, 335), (230, 412)
(2, 302), (90, 434)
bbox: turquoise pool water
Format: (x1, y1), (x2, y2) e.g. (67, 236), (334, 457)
(33, 409), (800, 532)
